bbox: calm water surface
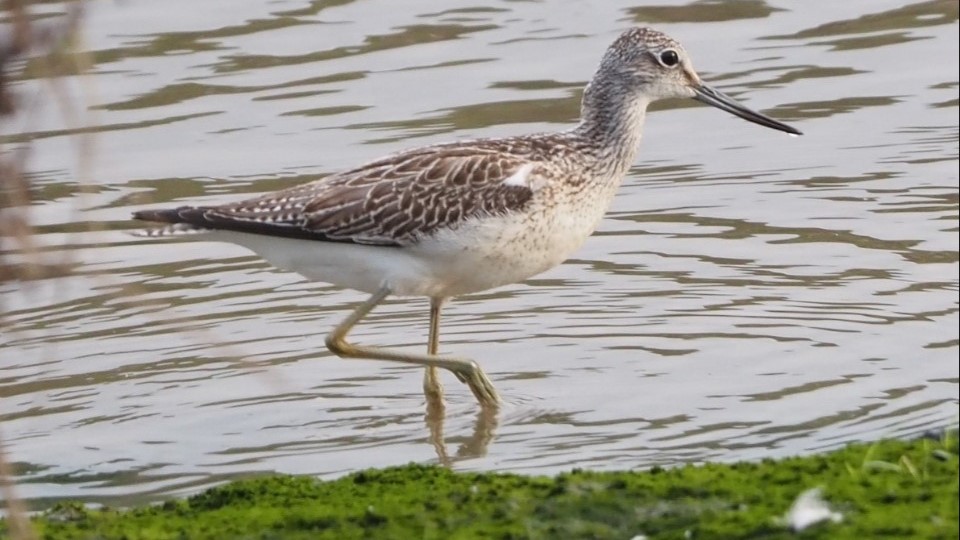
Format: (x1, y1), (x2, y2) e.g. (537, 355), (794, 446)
(1, 0), (958, 508)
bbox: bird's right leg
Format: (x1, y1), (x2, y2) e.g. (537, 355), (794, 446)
(325, 287), (501, 409)
(423, 297), (445, 402)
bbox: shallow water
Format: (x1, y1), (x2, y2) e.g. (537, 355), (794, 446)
(1, 0), (957, 508)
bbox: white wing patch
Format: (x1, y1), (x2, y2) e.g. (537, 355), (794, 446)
(501, 163), (536, 188)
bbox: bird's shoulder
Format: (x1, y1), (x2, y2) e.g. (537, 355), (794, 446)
(330, 134), (567, 188)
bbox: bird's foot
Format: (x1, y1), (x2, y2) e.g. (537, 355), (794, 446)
(423, 367), (445, 402)
(451, 361), (500, 409)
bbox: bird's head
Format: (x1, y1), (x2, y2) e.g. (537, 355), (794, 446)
(596, 27), (801, 135)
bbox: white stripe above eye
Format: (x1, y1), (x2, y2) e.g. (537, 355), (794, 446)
(501, 163), (535, 187)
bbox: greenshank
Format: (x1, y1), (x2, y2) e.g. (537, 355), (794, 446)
(134, 27), (801, 410)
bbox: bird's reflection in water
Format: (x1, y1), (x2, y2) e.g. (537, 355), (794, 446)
(424, 393), (498, 466)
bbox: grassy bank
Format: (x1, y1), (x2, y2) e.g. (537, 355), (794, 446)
(3, 431), (957, 539)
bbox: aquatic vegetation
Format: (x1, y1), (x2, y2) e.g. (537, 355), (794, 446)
(3, 431), (956, 539)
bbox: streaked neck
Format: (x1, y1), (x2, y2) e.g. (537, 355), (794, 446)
(571, 77), (650, 178)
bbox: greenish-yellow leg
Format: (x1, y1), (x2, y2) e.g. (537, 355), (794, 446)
(423, 298), (444, 401)
(325, 287), (500, 408)
(424, 300), (448, 465)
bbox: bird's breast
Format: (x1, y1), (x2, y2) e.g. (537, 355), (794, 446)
(404, 179), (618, 297)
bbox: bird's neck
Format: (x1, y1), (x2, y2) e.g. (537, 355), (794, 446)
(571, 78), (650, 180)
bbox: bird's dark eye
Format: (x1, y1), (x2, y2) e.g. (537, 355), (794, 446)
(659, 49), (680, 68)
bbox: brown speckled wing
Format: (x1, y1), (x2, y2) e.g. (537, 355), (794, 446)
(139, 141), (539, 246)
(300, 147), (537, 245)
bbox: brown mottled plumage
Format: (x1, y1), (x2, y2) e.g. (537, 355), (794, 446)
(133, 135), (608, 246)
(137, 139), (554, 245)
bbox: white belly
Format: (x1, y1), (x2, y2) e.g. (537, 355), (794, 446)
(212, 189), (611, 299)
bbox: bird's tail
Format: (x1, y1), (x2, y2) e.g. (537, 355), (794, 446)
(132, 208), (185, 223)
(131, 207), (209, 237)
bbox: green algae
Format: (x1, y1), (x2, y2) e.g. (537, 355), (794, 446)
(4, 431), (957, 539)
